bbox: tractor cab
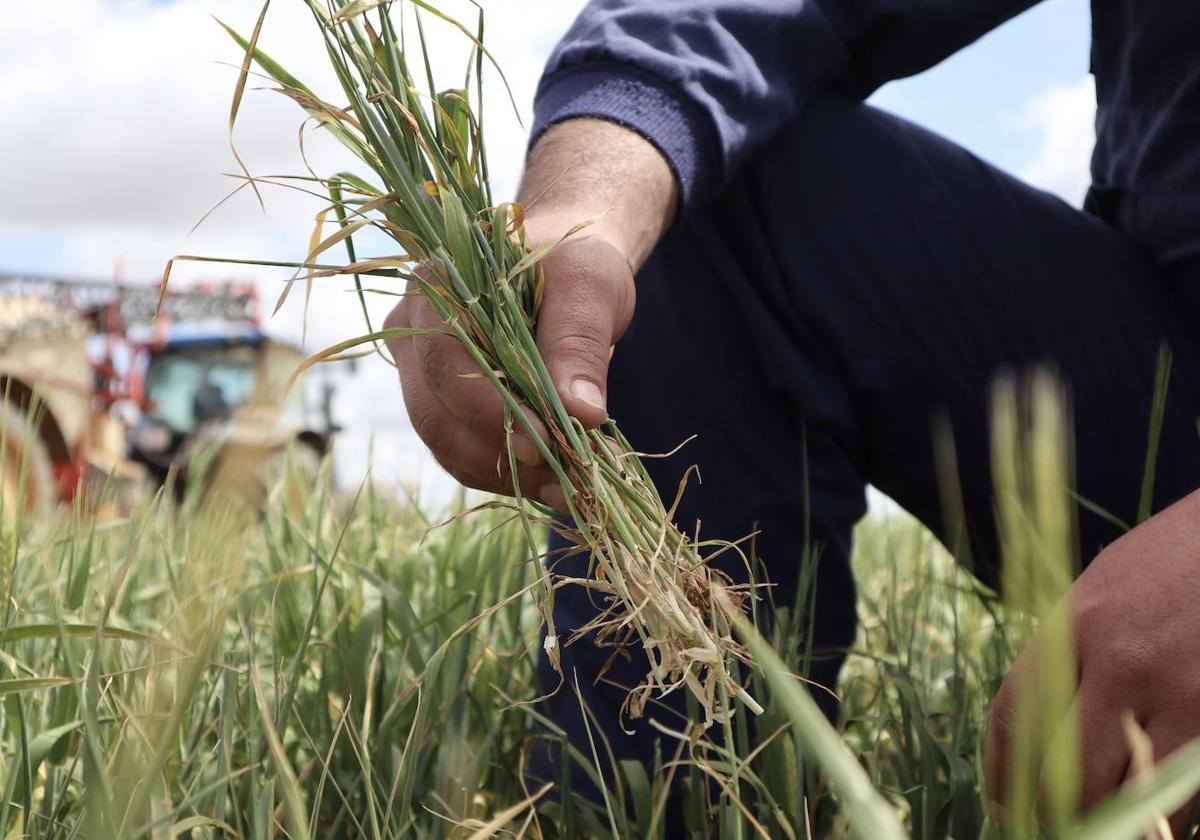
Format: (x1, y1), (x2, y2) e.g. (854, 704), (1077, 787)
(129, 328), (320, 484)
(0, 274), (335, 516)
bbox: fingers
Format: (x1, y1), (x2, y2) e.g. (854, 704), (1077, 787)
(1075, 679), (1130, 812)
(984, 645), (1030, 811)
(402, 289), (550, 461)
(385, 297), (554, 498)
(535, 235), (635, 430)
(384, 234), (635, 503)
(988, 653), (1134, 823)
(985, 647), (1092, 819)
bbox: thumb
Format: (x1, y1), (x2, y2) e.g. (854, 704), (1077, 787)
(534, 236), (635, 429)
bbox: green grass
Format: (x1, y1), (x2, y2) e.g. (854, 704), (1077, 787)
(12, 0), (1195, 834)
(0, 441), (1195, 838)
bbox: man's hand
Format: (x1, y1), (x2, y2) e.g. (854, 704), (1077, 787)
(384, 229), (633, 507)
(384, 119), (678, 507)
(985, 489), (1200, 832)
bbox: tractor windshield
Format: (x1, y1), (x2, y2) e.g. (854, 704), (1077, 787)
(144, 345), (258, 434)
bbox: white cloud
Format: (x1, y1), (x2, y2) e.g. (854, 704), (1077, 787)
(0, 0), (584, 494)
(1019, 75), (1096, 206)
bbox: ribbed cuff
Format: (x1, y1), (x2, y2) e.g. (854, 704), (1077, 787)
(531, 62), (723, 211)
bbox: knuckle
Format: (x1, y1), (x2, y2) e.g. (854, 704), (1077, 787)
(552, 328), (610, 368)
(1099, 636), (1158, 684)
(1073, 587), (1156, 684)
(460, 398), (499, 438)
(989, 684), (1017, 736)
(1073, 579), (1110, 626)
(416, 338), (453, 389)
(417, 421), (504, 492)
(383, 300), (407, 331)
(427, 431), (490, 492)
(409, 404), (445, 452)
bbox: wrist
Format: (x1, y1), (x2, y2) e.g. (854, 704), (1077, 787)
(518, 119), (678, 271)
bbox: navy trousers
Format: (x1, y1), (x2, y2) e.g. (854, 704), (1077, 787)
(532, 94), (1200, 807)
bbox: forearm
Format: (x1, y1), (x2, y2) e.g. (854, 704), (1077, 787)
(517, 118), (678, 271)
(532, 1), (1044, 214)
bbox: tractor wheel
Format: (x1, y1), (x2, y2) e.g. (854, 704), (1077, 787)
(0, 402), (55, 520)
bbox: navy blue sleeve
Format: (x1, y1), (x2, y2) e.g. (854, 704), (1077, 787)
(532, 0), (1043, 208)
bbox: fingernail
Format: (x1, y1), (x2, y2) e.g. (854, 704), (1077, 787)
(511, 434), (542, 466)
(539, 483), (568, 511)
(570, 378), (606, 412)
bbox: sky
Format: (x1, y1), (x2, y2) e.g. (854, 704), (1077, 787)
(0, 0), (1095, 501)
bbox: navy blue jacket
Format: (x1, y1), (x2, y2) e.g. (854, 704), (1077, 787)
(532, 2), (1200, 270)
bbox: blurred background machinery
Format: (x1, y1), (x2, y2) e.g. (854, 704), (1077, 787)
(0, 273), (337, 518)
